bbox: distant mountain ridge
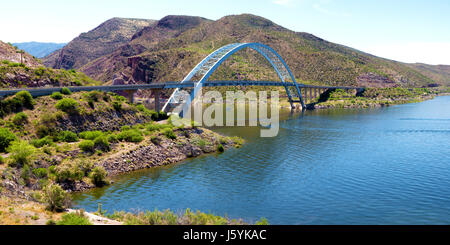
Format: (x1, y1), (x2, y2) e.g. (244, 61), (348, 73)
(45, 14), (449, 88)
(13, 42), (66, 58)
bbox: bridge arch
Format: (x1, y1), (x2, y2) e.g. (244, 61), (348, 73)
(162, 43), (305, 114)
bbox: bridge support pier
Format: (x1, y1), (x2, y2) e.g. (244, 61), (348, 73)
(124, 90), (137, 104)
(309, 87), (313, 103)
(314, 88), (317, 99)
(152, 88), (162, 112)
(304, 88), (308, 104)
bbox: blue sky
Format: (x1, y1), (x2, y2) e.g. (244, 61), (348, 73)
(1, 0), (449, 64)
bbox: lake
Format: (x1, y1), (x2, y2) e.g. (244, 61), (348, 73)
(73, 96), (450, 224)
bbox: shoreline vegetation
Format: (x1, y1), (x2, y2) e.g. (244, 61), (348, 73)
(0, 86), (449, 225)
(0, 88), (246, 225)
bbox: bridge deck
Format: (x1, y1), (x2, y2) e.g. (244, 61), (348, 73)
(0, 81), (364, 98)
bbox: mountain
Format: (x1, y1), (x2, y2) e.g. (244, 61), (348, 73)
(12, 42), (66, 58)
(0, 41), (41, 67)
(80, 15), (211, 83)
(406, 63), (450, 86)
(44, 14), (447, 88)
(0, 40), (100, 88)
(42, 17), (156, 70)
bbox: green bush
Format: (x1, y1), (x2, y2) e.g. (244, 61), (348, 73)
(217, 144), (224, 153)
(21, 164), (32, 184)
(61, 87), (72, 95)
(59, 131), (78, 142)
(79, 130), (103, 140)
(0, 128), (17, 152)
(117, 129), (143, 143)
(121, 125), (131, 131)
(57, 212), (92, 225)
(89, 166), (107, 187)
(31, 136), (54, 148)
(106, 134), (118, 143)
(0, 155), (4, 165)
(15, 91), (34, 109)
(76, 159), (93, 174)
(55, 98), (79, 114)
(79, 140), (94, 152)
(42, 183), (71, 212)
(94, 135), (110, 152)
(50, 92), (63, 100)
(54, 161), (84, 182)
(36, 113), (57, 138)
(162, 128), (176, 140)
(12, 112), (28, 126)
(32, 168), (48, 178)
(112, 101), (122, 111)
(7, 140), (36, 167)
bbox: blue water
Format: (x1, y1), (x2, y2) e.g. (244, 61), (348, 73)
(73, 96), (450, 224)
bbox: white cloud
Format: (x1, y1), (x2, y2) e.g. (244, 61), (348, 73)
(360, 42), (450, 65)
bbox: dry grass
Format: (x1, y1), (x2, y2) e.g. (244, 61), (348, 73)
(0, 196), (62, 225)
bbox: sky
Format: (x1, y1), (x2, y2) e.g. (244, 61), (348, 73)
(1, 0), (449, 65)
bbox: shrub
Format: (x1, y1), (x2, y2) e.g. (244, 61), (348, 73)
(15, 91), (34, 109)
(85, 90), (102, 102)
(150, 136), (161, 145)
(36, 113), (57, 138)
(76, 159), (93, 174)
(57, 212), (92, 225)
(31, 136), (54, 148)
(0, 128), (17, 152)
(42, 183), (71, 212)
(106, 134), (118, 143)
(162, 128), (176, 140)
(54, 161), (84, 182)
(79, 140), (94, 152)
(12, 112), (28, 126)
(50, 92), (63, 100)
(21, 164), (32, 184)
(79, 130), (103, 140)
(89, 166), (107, 187)
(7, 140), (36, 167)
(59, 131), (78, 142)
(117, 129), (143, 143)
(94, 135), (110, 152)
(0, 155), (4, 165)
(217, 144), (224, 153)
(112, 101), (122, 111)
(61, 87), (72, 95)
(32, 168), (48, 178)
(121, 125), (131, 131)
(55, 98), (79, 114)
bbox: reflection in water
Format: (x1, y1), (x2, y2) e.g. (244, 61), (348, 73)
(73, 96), (450, 224)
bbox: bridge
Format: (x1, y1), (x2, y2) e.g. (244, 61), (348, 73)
(0, 43), (364, 114)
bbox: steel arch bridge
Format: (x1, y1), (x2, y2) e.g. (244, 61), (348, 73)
(161, 43), (305, 115)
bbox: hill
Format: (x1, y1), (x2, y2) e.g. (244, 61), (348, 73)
(0, 40), (100, 88)
(42, 17), (156, 70)
(13, 42), (66, 58)
(0, 41), (41, 67)
(406, 63), (450, 86)
(73, 14), (440, 88)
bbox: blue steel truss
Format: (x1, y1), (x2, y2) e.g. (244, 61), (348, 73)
(161, 43), (305, 114)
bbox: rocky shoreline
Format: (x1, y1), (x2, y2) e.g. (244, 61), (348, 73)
(63, 127), (237, 192)
(100, 127), (233, 176)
